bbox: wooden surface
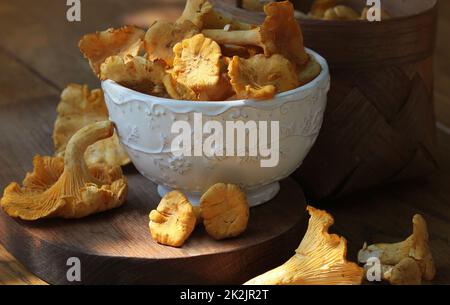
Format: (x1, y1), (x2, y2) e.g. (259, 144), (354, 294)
(0, 0), (449, 284)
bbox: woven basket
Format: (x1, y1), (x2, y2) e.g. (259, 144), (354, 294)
(211, 0), (439, 199)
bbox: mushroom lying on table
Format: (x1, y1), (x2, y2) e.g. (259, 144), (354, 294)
(245, 206), (363, 285)
(53, 84), (130, 167)
(358, 214), (436, 285)
(1, 121), (128, 220)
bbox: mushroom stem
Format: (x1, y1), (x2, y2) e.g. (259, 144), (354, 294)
(202, 28), (261, 48)
(64, 121), (114, 180)
(0, 121), (122, 220)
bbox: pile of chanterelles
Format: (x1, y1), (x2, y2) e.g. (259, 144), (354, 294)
(78, 0), (321, 101)
(242, 0), (390, 21)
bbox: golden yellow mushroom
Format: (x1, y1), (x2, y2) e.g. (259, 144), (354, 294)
(79, 25), (145, 76)
(177, 0), (214, 28)
(162, 74), (198, 101)
(172, 34), (222, 93)
(358, 214), (436, 285)
(228, 54), (299, 100)
(200, 183), (249, 240)
(100, 55), (166, 96)
(1, 121), (128, 220)
(203, 1), (309, 66)
(309, 0), (338, 18)
(144, 20), (199, 66)
(149, 190), (197, 247)
(323, 5), (360, 20)
(178, 0), (252, 30)
(53, 84), (130, 167)
(245, 206), (364, 285)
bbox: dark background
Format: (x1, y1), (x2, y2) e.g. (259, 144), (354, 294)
(0, 0), (449, 284)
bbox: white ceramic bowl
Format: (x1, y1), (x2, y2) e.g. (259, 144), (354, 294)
(102, 49), (330, 206)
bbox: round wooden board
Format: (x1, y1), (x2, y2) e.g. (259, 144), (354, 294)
(0, 171), (306, 284)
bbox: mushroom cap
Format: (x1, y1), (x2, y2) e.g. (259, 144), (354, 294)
(228, 54), (299, 100)
(200, 183), (249, 240)
(79, 26), (144, 75)
(2, 121), (128, 220)
(144, 20), (199, 66)
(261, 1), (309, 66)
(149, 190), (196, 247)
(172, 34), (222, 93)
(100, 56), (166, 96)
(53, 84), (130, 167)
(245, 206), (363, 285)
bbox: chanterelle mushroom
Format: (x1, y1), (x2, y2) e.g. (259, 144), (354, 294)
(323, 5), (360, 20)
(144, 20), (199, 66)
(202, 1), (308, 66)
(358, 214), (436, 285)
(53, 84), (130, 167)
(200, 183), (249, 240)
(149, 190), (197, 247)
(171, 34), (221, 93)
(228, 54), (299, 100)
(100, 55), (166, 96)
(309, 0), (338, 19)
(177, 0), (213, 28)
(1, 121), (128, 220)
(79, 25), (145, 76)
(245, 206), (364, 285)
(177, 0), (252, 30)
(162, 73), (198, 101)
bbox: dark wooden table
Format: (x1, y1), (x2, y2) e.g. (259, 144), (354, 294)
(0, 0), (449, 285)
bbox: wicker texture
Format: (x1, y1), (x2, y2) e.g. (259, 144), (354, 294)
(211, 0), (439, 199)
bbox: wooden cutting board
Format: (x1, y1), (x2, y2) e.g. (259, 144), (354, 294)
(0, 96), (307, 284)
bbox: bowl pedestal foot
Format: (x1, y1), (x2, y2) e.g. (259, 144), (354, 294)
(157, 182), (280, 207)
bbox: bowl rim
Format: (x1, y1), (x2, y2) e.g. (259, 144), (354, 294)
(102, 48), (329, 107)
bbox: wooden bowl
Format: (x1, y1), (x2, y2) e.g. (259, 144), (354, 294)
(211, 0), (439, 199)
